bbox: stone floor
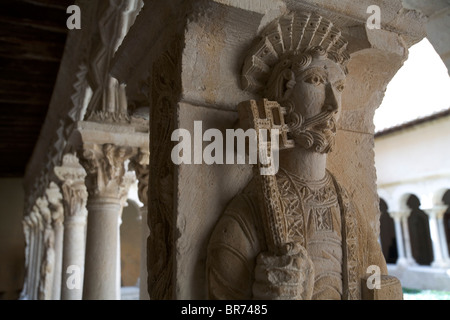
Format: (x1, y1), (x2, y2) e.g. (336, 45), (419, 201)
(403, 288), (450, 300)
(120, 286), (140, 300)
(387, 264), (450, 292)
(120, 286), (450, 300)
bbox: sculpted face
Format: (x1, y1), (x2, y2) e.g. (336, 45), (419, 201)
(281, 54), (346, 153)
(288, 56), (345, 121)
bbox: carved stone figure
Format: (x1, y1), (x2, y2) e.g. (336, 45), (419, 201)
(36, 197), (55, 300)
(206, 12), (402, 300)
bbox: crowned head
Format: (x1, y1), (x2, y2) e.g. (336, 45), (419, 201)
(241, 12), (350, 153)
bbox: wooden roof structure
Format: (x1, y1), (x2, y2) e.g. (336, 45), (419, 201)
(0, 0), (73, 177)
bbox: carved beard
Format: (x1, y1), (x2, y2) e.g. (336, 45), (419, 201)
(286, 109), (337, 154)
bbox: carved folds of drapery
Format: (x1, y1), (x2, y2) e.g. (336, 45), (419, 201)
(84, 0), (143, 123)
(119, 171), (137, 208)
(147, 42), (181, 300)
(45, 182), (64, 228)
(35, 197), (55, 300)
(78, 143), (137, 199)
(54, 154), (88, 218)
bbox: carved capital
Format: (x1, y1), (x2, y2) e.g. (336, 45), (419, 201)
(45, 182), (64, 227)
(79, 143), (138, 199)
(36, 197), (52, 228)
(130, 149), (149, 206)
(120, 171), (137, 208)
(54, 154), (88, 218)
(425, 205), (448, 219)
(32, 205), (44, 231)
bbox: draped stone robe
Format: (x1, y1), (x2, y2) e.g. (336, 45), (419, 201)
(206, 168), (389, 300)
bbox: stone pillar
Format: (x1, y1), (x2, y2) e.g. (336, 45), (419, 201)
(27, 209), (39, 300)
(437, 212), (450, 264)
(391, 212), (408, 266)
(131, 150), (149, 300)
(111, 0), (425, 299)
(400, 211), (417, 265)
(426, 206), (450, 268)
(20, 215), (32, 300)
(33, 205), (44, 300)
(79, 143), (136, 300)
(54, 154), (88, 300)
(45, 182), (65, 300)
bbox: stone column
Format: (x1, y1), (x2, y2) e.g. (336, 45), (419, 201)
(20, 215), (32, 300)
(27, 209), (38, 300)
(111, 0), (426, 299)
(45, 182), (65, 300)
(391, 212), (408, 266)
(33, 205), (44, 300)
(79, 143), (136, 300)
(437, 212), (450, 264)
(426, 206), (450, 268)
(54, 154), (88, 300)
(131, 150), (149, 300)
(400, 211), (417, 265)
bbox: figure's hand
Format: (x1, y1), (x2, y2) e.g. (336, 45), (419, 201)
(252, 243), (314, 300)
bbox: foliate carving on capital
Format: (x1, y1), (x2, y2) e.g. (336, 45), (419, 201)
(30, 208), (40, 229)
(119, 171), (137, 208)
(79, 143), (137, 198)
(54, 154), (88, 218)
(45, 182), (64, 226)
(131, 149), (149, 206)
(36, 197), (51, 229)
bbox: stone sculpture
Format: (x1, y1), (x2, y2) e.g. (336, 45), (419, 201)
(206, 11), (402, 300)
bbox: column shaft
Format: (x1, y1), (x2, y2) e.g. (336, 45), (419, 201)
(428, 212), (446, 267)
(401, 215), (417, 265)
(52, 223), (64, 300)
(393, 215), (407, 265)
(437, 216), (450, 263)
(61, 215), (87, 299)
(83, 198), (122, 300)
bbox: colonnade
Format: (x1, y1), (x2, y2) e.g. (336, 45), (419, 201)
(379, 187), (450, 269)
(20, 149), (148, 300)
(20, 0), (148, 300)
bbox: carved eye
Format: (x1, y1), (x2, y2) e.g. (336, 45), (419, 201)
(305, 74), (325, 86)
(335, 83), (345, 92)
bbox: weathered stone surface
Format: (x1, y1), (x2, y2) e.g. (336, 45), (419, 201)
(108, 0), (427, 301)
(174, 102), (253, 299)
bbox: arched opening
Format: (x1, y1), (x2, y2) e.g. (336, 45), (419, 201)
(407, 195), (433, 265)
(379, 198), (398, 264)
(374, 38), (450, 132)
(120, 199), (142, 288)
(443, 190), (450, 256)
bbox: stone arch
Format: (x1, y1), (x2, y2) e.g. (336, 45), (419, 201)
(379, 197), (398, 264)
(402, 0), (450, 76)
(120, 199), (142, 287)
(405, 194), (434, 265)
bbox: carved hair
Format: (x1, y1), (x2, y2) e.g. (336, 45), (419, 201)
(241, 12), (350, 97)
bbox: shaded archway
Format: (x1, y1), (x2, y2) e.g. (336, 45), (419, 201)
(407, 195), (433, 265)
(379, 198), (398, 264)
